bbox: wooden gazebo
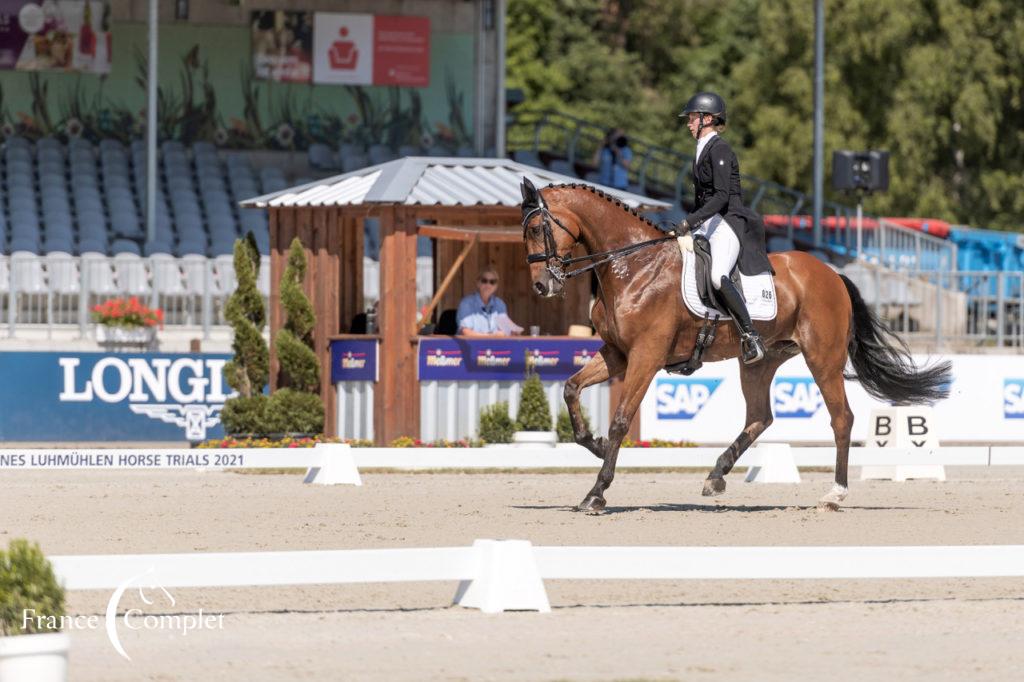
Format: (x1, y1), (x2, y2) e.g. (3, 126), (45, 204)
(242, 157), (670, 444)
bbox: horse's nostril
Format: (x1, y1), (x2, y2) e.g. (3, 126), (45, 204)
(534, 281), (548, 296)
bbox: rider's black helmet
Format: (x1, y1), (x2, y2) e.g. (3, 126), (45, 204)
(679, 92), (727, 125)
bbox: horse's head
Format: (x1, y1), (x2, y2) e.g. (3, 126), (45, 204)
(520, 178), (581, 298)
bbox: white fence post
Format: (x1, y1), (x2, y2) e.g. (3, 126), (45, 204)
(453, 540), (550, 613)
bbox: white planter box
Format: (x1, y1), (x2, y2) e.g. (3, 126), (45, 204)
(511, 431), (558, 448)
(96, 324), (157, 348)
(0, 632), (69, 682)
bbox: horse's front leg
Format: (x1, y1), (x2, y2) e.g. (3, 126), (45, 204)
(565, 345), (626, 460)
(577, 349), (664, 513)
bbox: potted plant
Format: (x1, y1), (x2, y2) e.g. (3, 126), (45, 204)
(92, 296), (163, 349)
(0, 539), (69, 682)
(512, 373), (557, 447)
(478, 401), (515, 446)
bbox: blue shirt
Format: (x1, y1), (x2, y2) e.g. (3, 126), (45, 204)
(456, 292), (508, 334)
(598, 146), (632, 189)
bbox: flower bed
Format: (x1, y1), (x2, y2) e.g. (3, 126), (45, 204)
(92, 297), (164, 328)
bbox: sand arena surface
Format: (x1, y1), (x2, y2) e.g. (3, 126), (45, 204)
(3, 467), (1024, 681)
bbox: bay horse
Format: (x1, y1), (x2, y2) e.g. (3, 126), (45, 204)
(520, 179), (951, 512)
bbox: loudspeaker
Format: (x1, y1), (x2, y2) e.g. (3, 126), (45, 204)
(832, 150), (889, 192)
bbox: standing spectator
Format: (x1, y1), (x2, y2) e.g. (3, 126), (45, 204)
(593, 128), (633, 190)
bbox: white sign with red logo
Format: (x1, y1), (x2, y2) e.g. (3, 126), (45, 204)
(313, 13), (429, 87)
(314, 13), (373, 85)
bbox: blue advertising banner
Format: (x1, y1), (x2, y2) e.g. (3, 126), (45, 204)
(329, 339), (379, 382)
(417, 337), (604, 381)
(0, 352), (234, 442)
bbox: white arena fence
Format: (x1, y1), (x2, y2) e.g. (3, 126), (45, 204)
(3, 443), (1024, 474)
(50, 540), (1024, 613)
(0, 252), (425, 336)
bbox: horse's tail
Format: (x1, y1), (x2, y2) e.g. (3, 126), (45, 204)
(838, 274), (952, 405)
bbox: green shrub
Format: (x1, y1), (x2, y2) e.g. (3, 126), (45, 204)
(478, 402), (515, 443)
(219, 394), (269, 436)
(556, 407), (591, 443)
(516, 374), (553, 431)
(265, 388), (325, 434)
(272, 237), (325, 434)
(0, 539), (65, 636)
(223, 233), (268, 399)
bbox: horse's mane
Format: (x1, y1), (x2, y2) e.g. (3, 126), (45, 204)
(544, 182), (659, 229)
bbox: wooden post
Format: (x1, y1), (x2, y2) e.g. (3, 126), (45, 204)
(268, 208), (283, 391)
(420, 235), (476, 326)
(375, 206), (420, 444)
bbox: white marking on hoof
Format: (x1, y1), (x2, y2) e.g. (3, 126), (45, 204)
(818, 483), (848, 506)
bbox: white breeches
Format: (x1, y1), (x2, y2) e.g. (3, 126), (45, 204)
(694, 214), (740, 289)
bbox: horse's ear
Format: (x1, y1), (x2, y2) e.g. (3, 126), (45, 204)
(521, 177), (538, 204)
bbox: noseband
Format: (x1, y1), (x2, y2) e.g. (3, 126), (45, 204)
(521, 189), (676, 284)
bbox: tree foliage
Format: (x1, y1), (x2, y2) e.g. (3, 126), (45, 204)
(221, 234), (270, 435)
(507, 0), (1024, 229)
(0, 539), (65, 636)
(272, 237), (324, 434)
(222, 233), (267, 399)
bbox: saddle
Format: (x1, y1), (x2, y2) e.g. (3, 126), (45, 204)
(691, 234), (741, 314)
(679, 234), (778, 322)
(664, 233), (777, 376)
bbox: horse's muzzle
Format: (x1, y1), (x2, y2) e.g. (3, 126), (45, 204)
(534, 281), (548, 296)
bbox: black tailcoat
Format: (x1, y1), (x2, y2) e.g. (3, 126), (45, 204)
(687, 135), (772, 276)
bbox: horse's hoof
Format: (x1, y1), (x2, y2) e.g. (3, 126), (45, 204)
(818, 484), (848, 510)
(702, 478), (726, 497)
(576, 496), (606, 514)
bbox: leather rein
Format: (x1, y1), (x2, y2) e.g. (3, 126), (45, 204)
(521, 190), (675, 284)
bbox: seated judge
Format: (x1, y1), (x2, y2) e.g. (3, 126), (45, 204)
(456, 267), (524, 337)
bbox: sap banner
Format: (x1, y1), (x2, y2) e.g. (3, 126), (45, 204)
(641, 354), (1024, 444)
(0, 352), (235, 442)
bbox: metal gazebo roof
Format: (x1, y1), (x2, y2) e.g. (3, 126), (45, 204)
(239, 157), (673, 211)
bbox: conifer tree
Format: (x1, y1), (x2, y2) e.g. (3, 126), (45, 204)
(267, 237), (324, 434)
(516, 372), (553, 432)
(220, 233), (270, 434)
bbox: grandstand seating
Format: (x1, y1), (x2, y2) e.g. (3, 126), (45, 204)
(0, 135), (277, 260)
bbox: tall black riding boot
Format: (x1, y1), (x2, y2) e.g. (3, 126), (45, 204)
(717, 276), (766, 364)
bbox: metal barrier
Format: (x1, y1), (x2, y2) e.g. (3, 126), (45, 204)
(509, 109), (961, 274)
(843, 263), (1023, 348)
(419, 378), (610, 443)
(0, 252), (251, 337)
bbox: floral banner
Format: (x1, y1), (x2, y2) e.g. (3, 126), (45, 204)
(251, 10), (312, 83)
(0, 0), (111, 74)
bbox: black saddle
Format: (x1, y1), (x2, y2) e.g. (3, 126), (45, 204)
(691, 233), (741, 313)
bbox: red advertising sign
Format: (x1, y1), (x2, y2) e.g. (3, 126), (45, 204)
(372, 15), (430, 87)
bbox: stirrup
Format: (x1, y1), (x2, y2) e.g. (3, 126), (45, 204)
(740, 333), (765, 365)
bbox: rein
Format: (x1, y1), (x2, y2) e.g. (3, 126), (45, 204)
(522, 196), (675, 283)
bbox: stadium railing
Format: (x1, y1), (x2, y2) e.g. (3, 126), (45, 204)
(507, 109), (960, 275)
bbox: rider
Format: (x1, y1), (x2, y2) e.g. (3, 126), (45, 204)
(678, 92), (769, 364)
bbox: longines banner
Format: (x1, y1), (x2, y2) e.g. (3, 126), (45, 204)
(0, 352), (234, 442)
(418, 338), (605, 382)
(640, 354), (1024, 444)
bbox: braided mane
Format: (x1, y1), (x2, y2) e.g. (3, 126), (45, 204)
(544, 182), (659, 228)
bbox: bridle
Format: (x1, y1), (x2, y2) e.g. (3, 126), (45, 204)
(521, 188), (675, 284)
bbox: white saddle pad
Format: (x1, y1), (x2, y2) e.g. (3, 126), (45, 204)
(678, 235), (777, 321)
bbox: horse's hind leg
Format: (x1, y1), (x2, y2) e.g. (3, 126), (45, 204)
(703, 352), (791, 497)
(564, 345), (626, 460)
(803, 353), (854, 510)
